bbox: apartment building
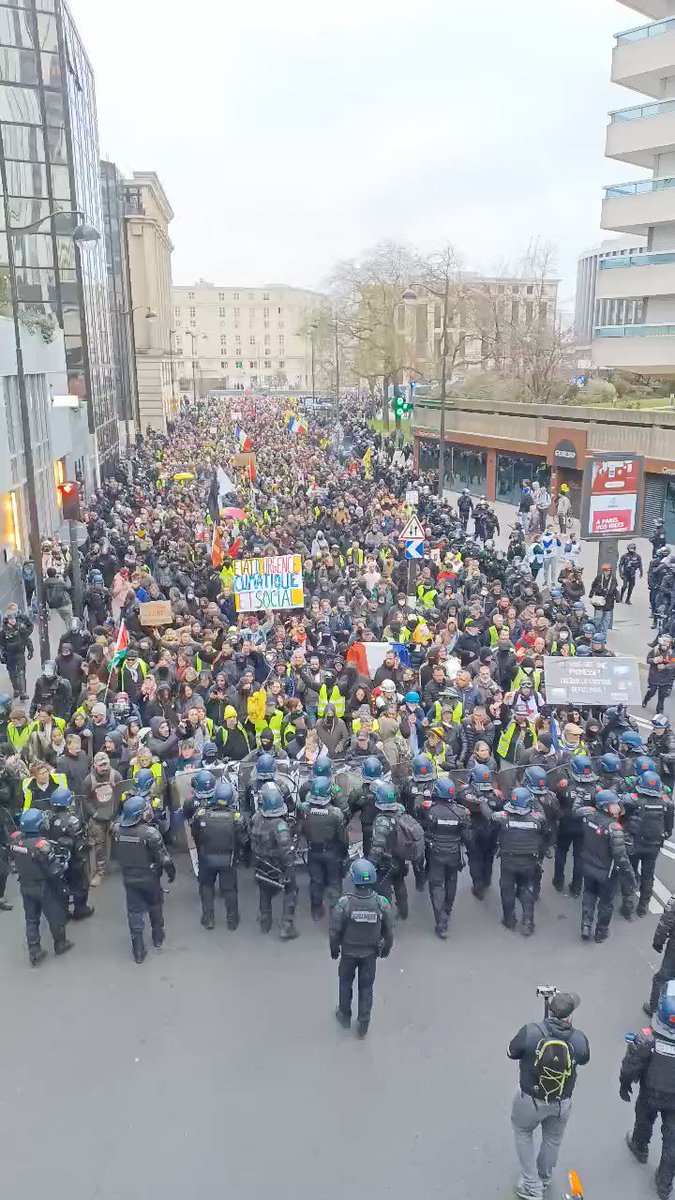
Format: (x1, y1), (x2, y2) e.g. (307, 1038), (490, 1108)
(593, 1), (675, 373)
(172, 282), (325, 393)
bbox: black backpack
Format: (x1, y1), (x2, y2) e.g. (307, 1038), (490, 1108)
(531, 1025), (574, 1104)
(395, 812), (425, 863)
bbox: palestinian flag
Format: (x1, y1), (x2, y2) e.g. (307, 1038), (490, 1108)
(111, 620), (129, 667)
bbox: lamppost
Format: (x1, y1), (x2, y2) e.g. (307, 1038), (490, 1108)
(184, 330), (206, 406)
(113, 304), (156, 451)
(309, 321), (318, 403)
(0, 189), (99, 663)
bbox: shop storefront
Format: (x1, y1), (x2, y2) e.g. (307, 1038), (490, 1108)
(496, 453), (549, 505)
(418, 439), (487, 495)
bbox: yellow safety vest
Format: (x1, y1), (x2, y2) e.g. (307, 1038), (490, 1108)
(430, 700), (463, 726)
(347, 547), (364, 565)
(318, 684), (345, 719)
(512, 668), (543, 693)
(416, 584), (438, 609)
(132, 760), (164, 786)
(8, 722), (31, 749)
(28, 716), (66, 737)
(254, 710), (284, 746)
(351, 717), (380, 735)
(222, 723), (251, 751)
(22, 772), (67, 808)
(497, 721), (536, 760)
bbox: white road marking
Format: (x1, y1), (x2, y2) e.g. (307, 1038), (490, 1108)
(661, 847), (675, 861)
(653, 878), (672, 912)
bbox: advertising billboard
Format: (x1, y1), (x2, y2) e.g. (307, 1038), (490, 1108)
(580, 453), (644, 540)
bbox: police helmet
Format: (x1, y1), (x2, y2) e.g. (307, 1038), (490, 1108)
(211, 779), (235, 808)
(49, 785), (74, 809)
(506, 787), (533, 813)
(581, 623), (597, 638)
(134, 768), (156, 796)
(575, 645), (592, 657)
(256, 753), (277, 781)
(310, 777), (332, 805)
(259, 782), (287, 816)
(373, 782), (398, 812)
(312, 759), (332, 779)
(191, 769), (216, 799)
(20, 808), (49, 834)
(361, 756), (383, 782)
(120, 795), (148, 827)
(600, 752), (621, 775)
(432, 777), (457, 802)
(637, 771), (663, 797)
(591, 631), (607, 645)
(656, 981), (675, 1035)
(523, 765), (547, 795)
(550, 587), (563, 600)
(468, 765), (492, 792)
(653, 714), (671, 730)
(594, 789), (619, 812)
(350, 858), (377, 888)
(619, 730), (643, 752)
(634, 755), (657, 777)
(412, 753), (434, 782)
(569, 755), (598, 782)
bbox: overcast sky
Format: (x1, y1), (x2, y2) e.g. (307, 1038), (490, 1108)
(69, 0), (643, 307)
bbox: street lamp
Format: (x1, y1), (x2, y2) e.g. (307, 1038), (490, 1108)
(309, 322), (318, 403)
(112, 305), (156, 450)
(0, 200), (100, 664)
(184, 330), (206, 406)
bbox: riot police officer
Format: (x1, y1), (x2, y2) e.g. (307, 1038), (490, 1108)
(9, 808), (72, 965)
(296, 777), (347, 919)
(574, 789), (636, 943)
(485, 786), (547, 936)
(247, 753), (293, 817)
(597, 750), (625, 794)
(111, 795), (176, 963)
(623, 771), (674, 918)
(189, 777), (245, 930)
(418, 777), (472, 939)
(645, 897), (675, 1017)
(369, 782), (410, 918)
(349, 755), (385, 856)
(47, 785), (93, 921)
(622, 980), (675, 1200)
(459, 764), (502, 900)
(553, 755), (598, 897)
(405, 752), (436, 890)
(329, 858), (394, 1038)
(249, 781), (298, 939)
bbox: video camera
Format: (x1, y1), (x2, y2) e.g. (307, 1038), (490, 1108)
(536, 984), (557, 1018)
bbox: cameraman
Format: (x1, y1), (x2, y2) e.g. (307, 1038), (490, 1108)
(508, 991), (590, 1200)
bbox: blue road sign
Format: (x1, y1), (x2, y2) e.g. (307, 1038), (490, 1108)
(405, 538), (424, 560)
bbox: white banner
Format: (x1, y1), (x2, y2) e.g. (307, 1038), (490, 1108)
(233, 553), (304, 612)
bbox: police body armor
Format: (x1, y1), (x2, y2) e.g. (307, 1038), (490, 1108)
(371, 812), (399, 862)
(250, 812), (292, 864)
(646, 1032), (675, 1096)
(48, 810), (87, 870)
(424, 801), (464, 865)
(628, 797), (667, 852)
(112, 823), (162, 882)
(301, 804), (342, 848)
(340, 892), (382, 957)
(9, 833), (59, 889)
(462, 785), (500, 830)
(500, 813), (543, 864)
(193, 808), (238, 859)
(581, 812), (614, 878)
(560, 784), (594, 834)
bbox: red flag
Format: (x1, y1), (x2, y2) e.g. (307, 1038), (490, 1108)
(247, 461), (257, 482)
(211, 525), (225, 568)
(228, 537), (242, 559)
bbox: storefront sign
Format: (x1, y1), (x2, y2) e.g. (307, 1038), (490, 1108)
(233, 553), (304, 612)
(551, 438), (578, 468)
(547, 426), (587, 471)
(543, 656), (641, 706)
(581, 453), (644, 539)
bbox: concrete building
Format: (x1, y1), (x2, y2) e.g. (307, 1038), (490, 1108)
(593, 1), (675, 374)
(575, 237), (648, 363)
(172, 282), (325, 394)
(0, 0), (118, 484)
(100, 161), (137, 450)
(0, 317), (89, 610)
(125, 172), (175, 432)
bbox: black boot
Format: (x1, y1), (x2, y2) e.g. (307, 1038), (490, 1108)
(435, 925), (448, 939)
(625, 1133), (648, 1165)
(581, 922), (592, 941)
(201, 913), (215, 930)
(29, 947), (47, 967)
(471, 884), (485, 900)
(311, 904), (325, 921)
(335, 1008), (351, 1030)
(72, 905), (94, 920)
(0, 899), (13, 911)
(54, 938), (74, 956)
(552, 879), (564, 894)
(636, 900), (649, 918)
(501, 915), (517, 931)
(279, 920), (298, 941)
(620, 901), (634, 921)
(226, 913), (240, 931)
(356, 1019), (369, 1039)
(655, 1169), (672, 1200)
(595, 927), (609, 943)
(259, 914), (272, 934)
(152, 932), (165, 948)
(520, 920), (535, 938)
(132, 936), (146, 964)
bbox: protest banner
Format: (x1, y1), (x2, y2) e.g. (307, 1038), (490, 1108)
(233, 553), (304, 612)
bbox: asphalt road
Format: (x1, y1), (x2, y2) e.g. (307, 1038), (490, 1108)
(0, 856), (665, 1200)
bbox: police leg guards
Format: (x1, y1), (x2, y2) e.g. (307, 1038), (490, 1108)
(279, 880), (298, 940)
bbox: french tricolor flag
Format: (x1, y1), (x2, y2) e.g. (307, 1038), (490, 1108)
(234, 425), (252, 452)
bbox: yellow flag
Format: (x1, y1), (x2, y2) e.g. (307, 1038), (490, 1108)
(247, 688), (267, 724)
(362, 446), (372, 480)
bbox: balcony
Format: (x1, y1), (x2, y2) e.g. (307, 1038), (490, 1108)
(624, 3), (675, 18)
(596, 250), (675, 298)
(607, 99), (675, 166)
(593, 323), (675, 372)
(602, 175), (675, 233)
(612, 17), (675, 98)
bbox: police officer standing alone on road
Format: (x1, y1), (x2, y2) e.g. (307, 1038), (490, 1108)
(111, 794), (175, 963)
(508, 990), (590, 1200)
(623, 981), (675, 1200)
(329, 858), (394, 1038)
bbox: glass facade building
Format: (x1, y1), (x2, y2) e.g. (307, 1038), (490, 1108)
(0, 0), (117, 476)
(100, 159), (136, 435)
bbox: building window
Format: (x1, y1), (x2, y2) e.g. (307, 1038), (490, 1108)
(249, 336), (255, 345)
(278, 307), (282, 314)
(263, 293), (270, 300)
(234, 307), (240, 317)
(525, 302), (533, 323)
(188, 291), (194, 300)
(264, 360), (271, 368)
(189, 307), (196, 318)
(278, 360), (285, 369)
(264, 334), (270, 345)
(511, 285), (519, 295)
(526, 285), (534, 295)
(235, 360), (242, 368)
(264, 320), (270, 329)
(511, 302), (519, 322)
(221, 361), (226, 369)
(248, 292), (254, 300)
(174, 307), (180, 317)
(249, 360), (255, 367)
(539, 302), (548, 322)
(263, 307), (270, 318)
(233, 292), (240, 300)
(221, 335), (227, 345)
(279, 334), (285, 345)
(190, 320), (196, 327)
(219, 307), (226, 317)
(218, 292), (225, 301)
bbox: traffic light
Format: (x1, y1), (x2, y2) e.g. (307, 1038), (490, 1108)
(392, 393), (413, 419)
(58, 480), (81, 521)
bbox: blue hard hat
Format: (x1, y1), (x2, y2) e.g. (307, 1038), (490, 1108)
(211, 779), (235, 808)
(412, 753), (434, 781)
(373, 782), (398, 812)
(20, 808), (48, 834)
(637, 771), (662, 797)
(620, 730), (643, 751)
(432, 777), (457, 802)
(595, 789), (619, 811)
(469, 765), (492, 792)
(202, 741), (218, 763)
(312, 759), (332, 779)
(404, 691), (420, 705)
(361, 756), (383, 781)
(350, 858), (377, 887)
(310, 777), (332, 804)
(260, 782), (287, 816)
(634, 755), (657, 777)
(256, 753), (277, 781)
(134, 768), (156, 795)
(656, 981), (675, 1035)
(506, 787), (533, 813)
(600, 752), (621, 774)
(120, 795), (148, 826)
(49, 785), (74, 809)
(191, 769), (216, 799)
(570, 755), (598, 781)
(523, 765), (547, 795)
(575, 645), (592, 657)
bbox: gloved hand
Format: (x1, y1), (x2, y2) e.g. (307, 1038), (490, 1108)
(620, 1082), (633, 1103)
(165, 862), (176, 883)
(654, 942), (664, 954)
(330, 947), (340, 960)
(26, 643), (33, 661)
